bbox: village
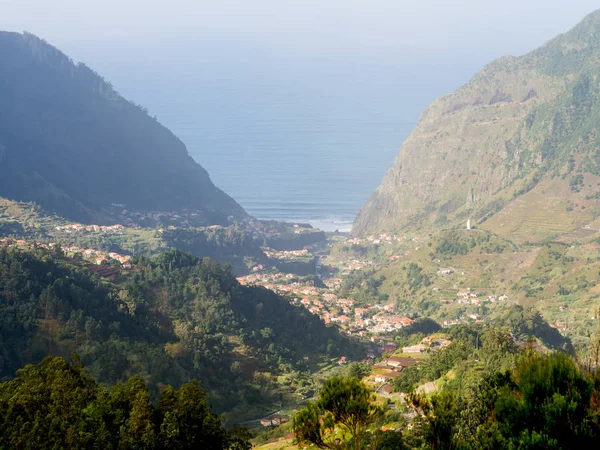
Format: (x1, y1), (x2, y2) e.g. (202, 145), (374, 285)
(0, 237), (132, 267)
(54, 223), (126, 234)
(236, 260), (513, 359)
(105, 204), (319, 242)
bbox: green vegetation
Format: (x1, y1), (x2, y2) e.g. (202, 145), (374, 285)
(435, 230), (514, 258)
(404, 350), (600, 449)
(336, 227), (600, 351)
(339, 270), (388, 304)
(160, 226), (267, 273)
(290, 322), (600, 449)
(0, 196), (272, 273)
(392, 325), (521, 393)
(0, 246), (359, 420)
(0, 356), (250, 449)
(293, 377), (392, 449)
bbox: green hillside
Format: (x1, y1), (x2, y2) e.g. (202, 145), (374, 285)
(0, 246), (359, 421)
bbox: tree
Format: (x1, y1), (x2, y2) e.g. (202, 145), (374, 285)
(0, 355), (98, 449)
(226, 427), (253, 450)
(0, 356), (251, 450)
(376, 430), (405, 450)
(121, 377), (157, 449)
(495, 351), (595, 448)
(157, 381), (229, 450)
(346, 362), (371, 379)
(293, 401), (336, 449)
(293, 377), (383, 449)
(407, 389), (458, 450)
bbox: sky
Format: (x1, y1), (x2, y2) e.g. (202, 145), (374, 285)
(1, 2), (599, 95)
(1, 1), (599, 59)
(1, 1), (599, 110)
(0, 1), (595, 106)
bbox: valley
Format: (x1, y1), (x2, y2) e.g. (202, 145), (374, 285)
(4, 9), (600, 448)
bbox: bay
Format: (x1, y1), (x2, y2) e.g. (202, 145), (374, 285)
(90, 51), (446, 231)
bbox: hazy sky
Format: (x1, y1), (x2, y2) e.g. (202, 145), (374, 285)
(2, 1), (600, 117)
(1, 1), (599, 58)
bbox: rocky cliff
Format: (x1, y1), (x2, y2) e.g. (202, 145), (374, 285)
(353, 10), (600, 243)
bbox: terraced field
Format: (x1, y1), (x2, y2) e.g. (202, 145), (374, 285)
(481, 180), (597, 244)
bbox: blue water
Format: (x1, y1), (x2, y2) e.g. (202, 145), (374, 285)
(83, 50), (460, 231)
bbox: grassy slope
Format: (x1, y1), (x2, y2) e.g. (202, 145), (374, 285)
(340, 227), (600, 350)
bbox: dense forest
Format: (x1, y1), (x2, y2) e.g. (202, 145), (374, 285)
(0, 246), (359, 418)
(161, 226), (269, 273)
(0, 356), (251, 449)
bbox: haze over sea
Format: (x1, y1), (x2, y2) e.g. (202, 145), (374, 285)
(91, 50), (460, 232)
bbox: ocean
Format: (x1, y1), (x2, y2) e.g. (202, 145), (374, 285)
(171, 93), (416, 232)
(90, 50), (448, 232)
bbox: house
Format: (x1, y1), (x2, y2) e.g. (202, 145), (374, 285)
(402, 344), (426, 353)
(437, 268), (455, 276)
(338, 356), (348, 365)
(374, 372), (402, 383)
(398, 317), (414, 327)
(373, 363), (392, 370)
(260, 419), (272, 427)
(381, 384), (394, 395)
(384, 342), (398, 354)
(271, 418), (281, 426)
(355, 308), (369, 318)
(387, 357), (418, 368)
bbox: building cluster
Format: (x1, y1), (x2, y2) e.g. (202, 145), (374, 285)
(259, 417), (287, 428)
(54, 224), (125, 234)
(61, 246), (132, 266)
(240, 218), (321, 241)
(293, 224), (317, 235)
(0, 237), (131, 267)
(440, 289), (510, 307)
(346, 233), (415, 246)
(372, 356), (419, 383)
(263, 248), (310, 261)
(237, 270), (417, 338)
(370, 336), (453, 383)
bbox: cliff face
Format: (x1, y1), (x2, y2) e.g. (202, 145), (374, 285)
(353, 10), (600, 240)
(0, 32), (246, 224)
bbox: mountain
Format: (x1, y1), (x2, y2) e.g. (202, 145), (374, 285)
(0, 31), (246, 225)
(353, 10), (600, 243)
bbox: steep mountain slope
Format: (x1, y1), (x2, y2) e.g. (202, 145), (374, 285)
(0, 31), (246, 224)
(353, 10), (600, 242)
